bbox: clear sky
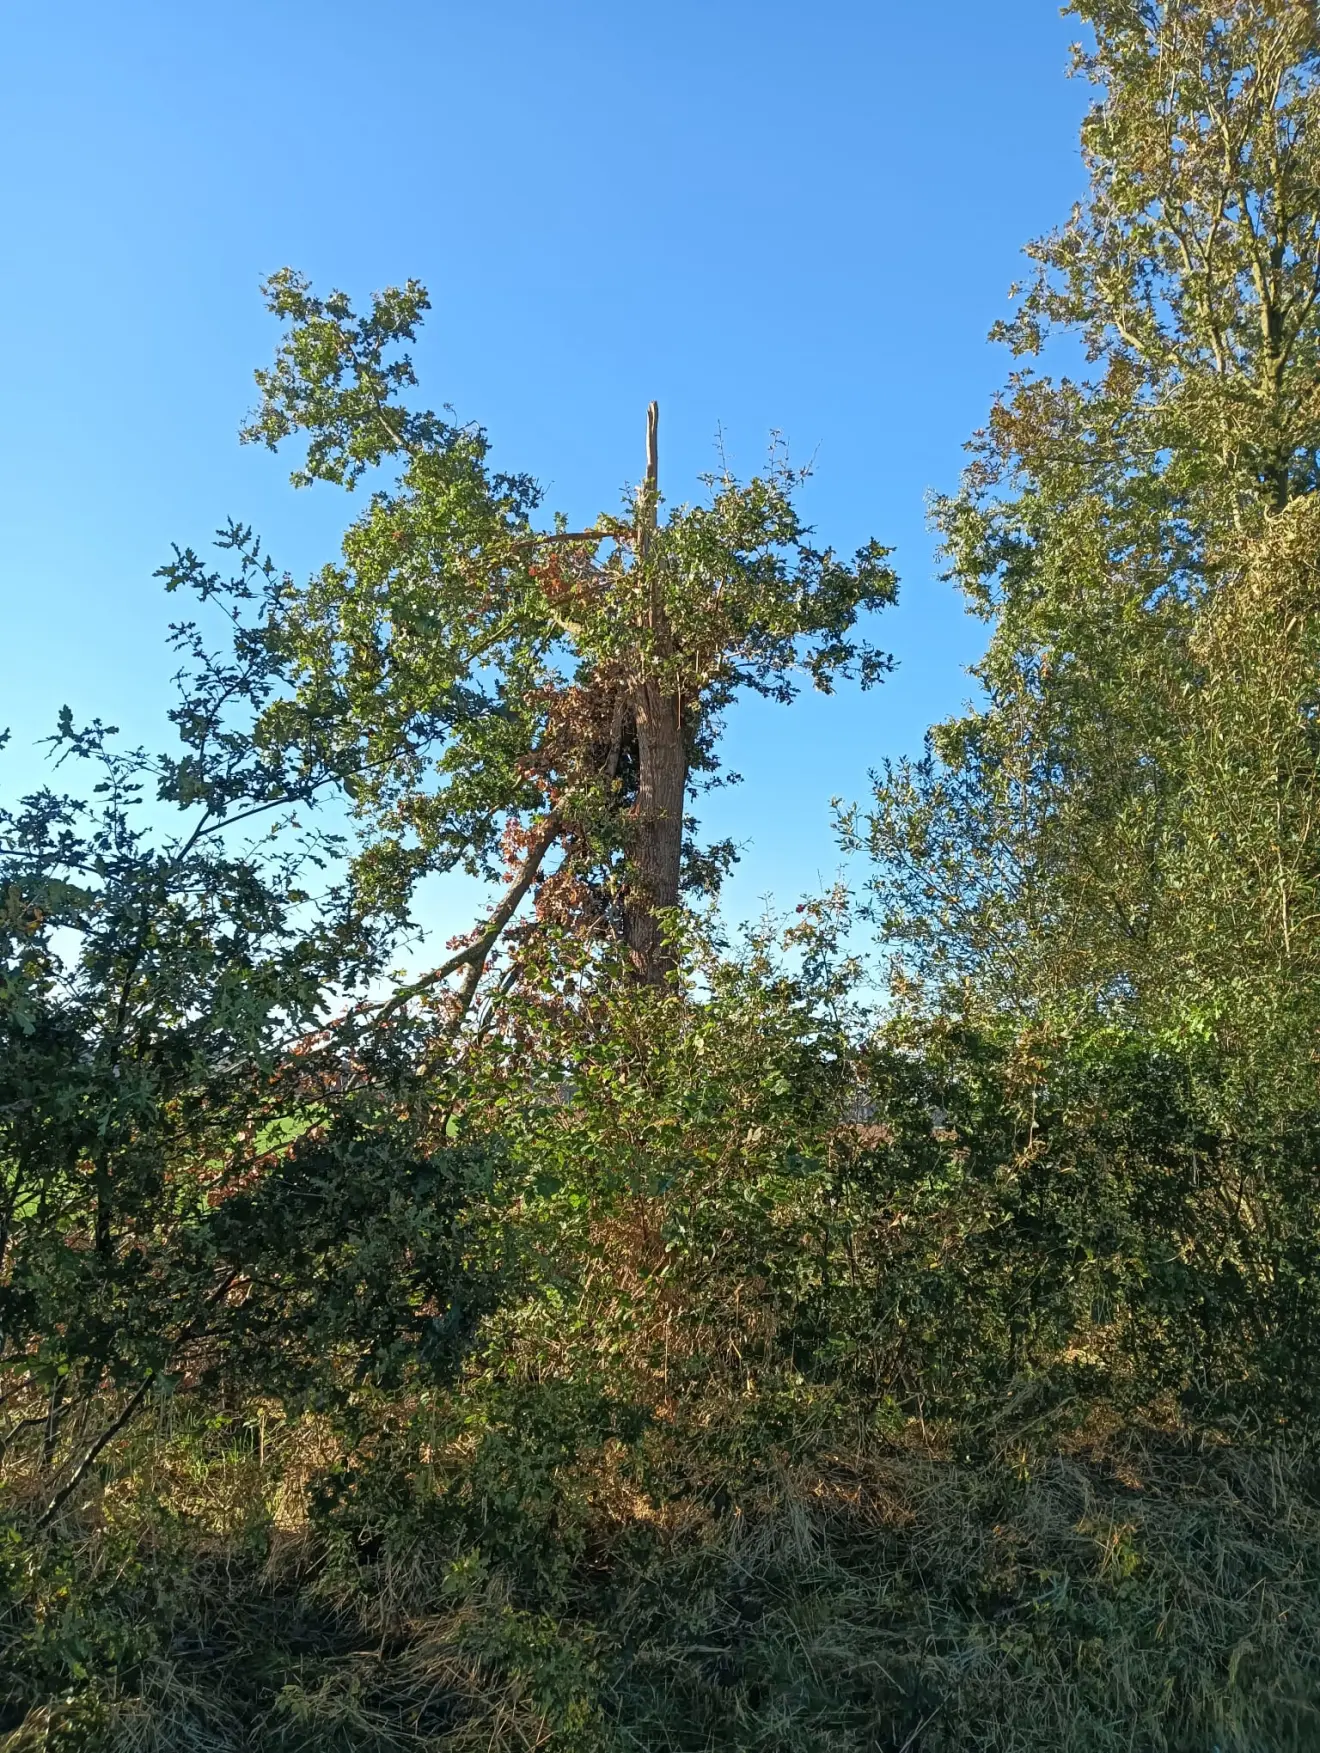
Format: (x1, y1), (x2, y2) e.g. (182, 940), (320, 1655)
(1, 1), (1088, 934)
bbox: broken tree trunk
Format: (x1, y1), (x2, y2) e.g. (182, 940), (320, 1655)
(624, 401), (688, 982)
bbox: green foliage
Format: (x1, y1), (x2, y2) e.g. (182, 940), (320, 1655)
(9, 9), (1320, 1747)
(0, 531), (496, 1532)
(242, 270), (895, 936)
(860, 0), (1320, 1116)
(5, 884), (1320, 1744)
(425, 916), (1320, 1432)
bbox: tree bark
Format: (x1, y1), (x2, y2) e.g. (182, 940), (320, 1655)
(623, 401), (688, 981)
(625, 678), (687, 980)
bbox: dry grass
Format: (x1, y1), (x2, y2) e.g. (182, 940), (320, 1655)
(582, 1417), (1320, 1751)
(5, 1394), (1320, 1752)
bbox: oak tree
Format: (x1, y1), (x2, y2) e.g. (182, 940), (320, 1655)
(244, 273), (896, 992)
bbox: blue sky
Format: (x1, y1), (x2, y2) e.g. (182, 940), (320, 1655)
(1, 0), (1088, 934)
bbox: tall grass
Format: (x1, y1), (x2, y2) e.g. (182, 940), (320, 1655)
(5, 1389), (1320, 1751)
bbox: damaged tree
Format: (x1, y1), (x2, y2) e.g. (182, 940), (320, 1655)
(243, 271), (896, 994)
(624, 399), (685, 978)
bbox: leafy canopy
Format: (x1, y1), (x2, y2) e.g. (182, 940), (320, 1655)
(243, 270), (897, 942)
(860, 0), (1320, 1100)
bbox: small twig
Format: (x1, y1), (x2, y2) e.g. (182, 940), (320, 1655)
(42, 1379), (67, 1467)
(897, 1702), (944, 1752)
(0, 1413), (50, 1462)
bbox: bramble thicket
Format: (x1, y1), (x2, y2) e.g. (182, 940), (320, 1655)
(6, 5), (1320, 1749)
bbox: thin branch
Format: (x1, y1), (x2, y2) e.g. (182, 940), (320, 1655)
(373, 401), (418, 461)
(37, 1269), (242, 1528)
(510, 529), (618, 551)
(37, 1376), (155, 1527)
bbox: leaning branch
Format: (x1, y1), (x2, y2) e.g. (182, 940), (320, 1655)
(376, 810), (563, 1022)
(510, 528), (620, 551)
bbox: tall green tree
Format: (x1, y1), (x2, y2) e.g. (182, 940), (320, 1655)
(244, 273), (896, 988)
(861, 0), (1320, 1086)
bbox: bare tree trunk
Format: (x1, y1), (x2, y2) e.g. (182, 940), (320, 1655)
(623, 402), (688, 982)
(626, 678), (687, 980)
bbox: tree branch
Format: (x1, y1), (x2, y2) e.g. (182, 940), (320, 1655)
(376, 810), (563, 1021)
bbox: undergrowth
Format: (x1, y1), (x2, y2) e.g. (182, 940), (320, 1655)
(8, 961), (1320, 1750)
(4, 1388), (1320, 1751)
